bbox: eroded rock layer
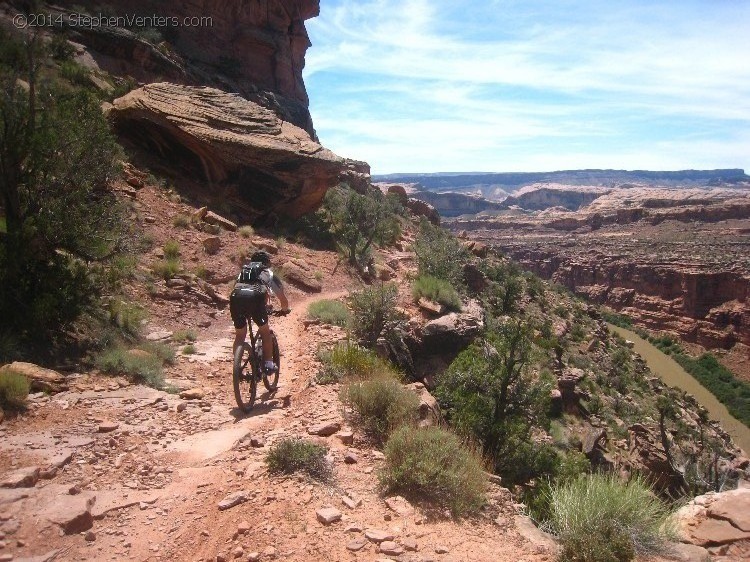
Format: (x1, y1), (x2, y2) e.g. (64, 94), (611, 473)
(109, 82), (354, 218)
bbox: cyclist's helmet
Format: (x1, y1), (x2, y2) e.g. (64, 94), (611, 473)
(250, 250), (271, 266)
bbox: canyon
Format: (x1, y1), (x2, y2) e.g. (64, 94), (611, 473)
(440, 182), (750, 380)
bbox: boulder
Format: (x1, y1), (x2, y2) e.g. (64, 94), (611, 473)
(203, 211), (237, 232)
(0, 362), (67, 394)
(0, 467), (40, 489)
(281, 261), (322, 293)
(202, 236), (221, 255)
(421, 300), (483, 353)
(316, 507), (342, 524)
(43, 494), (96, 534)
(406, 198), (440, 225)
(110, 83), (352, 219)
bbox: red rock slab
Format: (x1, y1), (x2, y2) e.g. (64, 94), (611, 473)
(688, 518), (750, 546)
(707, 489), (750, 532)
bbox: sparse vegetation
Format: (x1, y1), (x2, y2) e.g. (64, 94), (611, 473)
(412, 275), (461, 311)
(95, 346), (165, 388)
(316, 341), (396, 384)
(348, 283), (404, 348)
(173, 330), (197, 343)
(265, 438), (331, 481)
(412, 219), (467, 286)
(152, 258), (181, 280)
(182, 344), (197, 355)
(173, 214), (191, 228)
(307, 299), (350, 327)
(163, 240), (181, 259)
(108, 300), (146, 339)
(0, 369), (30, 409)
(380, 425), (486, 516)
(341, 378), (419, 445)
(543, 473), (675, 562)
(238, 225), (254, 238)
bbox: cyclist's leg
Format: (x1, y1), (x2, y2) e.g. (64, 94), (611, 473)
(258, 324), (273, 362)
(248, 288), (273, 366)
(229, 288), (249, 354)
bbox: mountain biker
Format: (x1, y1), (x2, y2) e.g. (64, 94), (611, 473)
(230, 250), (290, 373)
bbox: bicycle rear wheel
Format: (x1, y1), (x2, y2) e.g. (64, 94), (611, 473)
(262, 332), (280, 391)
(233, 342), (256, 412)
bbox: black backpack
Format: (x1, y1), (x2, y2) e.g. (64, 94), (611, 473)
(238, 262), (266, 285)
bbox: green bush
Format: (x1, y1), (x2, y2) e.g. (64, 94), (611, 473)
(436, 321), (555, 484)
(94, 346), (165, 388)
(380, 426), (486, 516)
(109, 300), (146, 338)
(412, 219), (468, 286)
(266, 438), (331, 481)
(348, 283), (404, 348)
(0, 369), (30, 409)
(152, 258), (181, 280)
(543, 473), (675, 562)
(412, 275), (461, 311)
(341, 378), (419, 445)
(673, 352), (750, 427)
(319, 185), (400, 266)
(317, 341), (395, 384)
(182, 344), (196, 355)
(163, 240), (180, 259)
(307, 299), (350, 327)
(60, 60), (90, 87)
(601, 310), (633, 328)
(138, 341), (176, 366)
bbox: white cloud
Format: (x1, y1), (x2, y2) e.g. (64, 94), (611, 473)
(304, 0), (750, 172)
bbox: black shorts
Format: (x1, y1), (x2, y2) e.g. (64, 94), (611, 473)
(229, 284), (268, 329)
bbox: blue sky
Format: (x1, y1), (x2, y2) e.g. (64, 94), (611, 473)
(303, 0), (750, 175)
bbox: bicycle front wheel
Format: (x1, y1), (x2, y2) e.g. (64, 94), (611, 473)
(233, 342), (256, 412)
(262, 332), (280, 391)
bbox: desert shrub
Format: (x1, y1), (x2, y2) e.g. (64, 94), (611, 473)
(238, 225), (254, 238)
(412, 219), (468, 286)
(172, 214), (191, 228)
(307, 299), (350, 327)
(173, 329), (197, 343)
(436, 320), (554, 484)
(341, 378), (419, 444)
(380, 426), (486, 516)
(48, 34), (75, 61)
(108, 300), (146, 338)
(317, 341), (395, 384)
(412, 275), (461, 311)
(319, 185), (400, 266)
(1, 73), (127, 339)
(0, 369), (30, 409)
(163, 240), (180, 259)
(182, 344), (196, 355)
(348, 283), (404, 348)
(151, 258), (181, 280)
(95, 346), (165, 388)
(60, 60), (90, 86)
(193, 265), (209, 280)
(543, 473), (675, 562)
(266, 438), (331, 481)
(138, 341), (176, 366)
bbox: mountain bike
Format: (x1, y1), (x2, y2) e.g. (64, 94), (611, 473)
(233, 309), (288, 413)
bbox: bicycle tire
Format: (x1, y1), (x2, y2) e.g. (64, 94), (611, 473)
(262, 332), (280, 391)
(233, 342), (256, 412)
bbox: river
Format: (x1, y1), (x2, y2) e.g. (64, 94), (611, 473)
(609, 325), (750, 454)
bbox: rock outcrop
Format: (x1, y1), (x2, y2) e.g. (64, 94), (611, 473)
(673, 487), (750, 560)
(110, 83), (355, 219)
(51, 0), (320, 135)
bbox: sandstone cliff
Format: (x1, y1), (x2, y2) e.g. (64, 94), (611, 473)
(109, 83), (358, 219)
(51, 0), (320, 135)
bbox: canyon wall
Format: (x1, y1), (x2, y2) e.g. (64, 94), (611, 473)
(503, 247), (750, 349)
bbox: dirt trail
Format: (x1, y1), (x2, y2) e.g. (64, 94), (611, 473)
(0, 282), (556, 562)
